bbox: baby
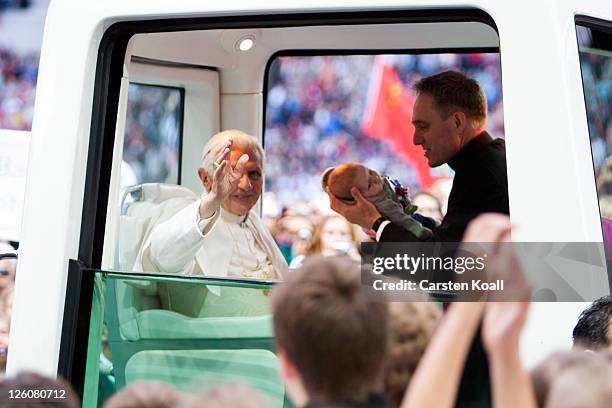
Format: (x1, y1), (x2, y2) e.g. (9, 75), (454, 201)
(321, 163), (434, 239)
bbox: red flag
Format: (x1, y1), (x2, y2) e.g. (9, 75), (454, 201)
(361, 60), (437, 189)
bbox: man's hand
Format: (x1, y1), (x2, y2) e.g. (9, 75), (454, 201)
(327, 187), (381, 230)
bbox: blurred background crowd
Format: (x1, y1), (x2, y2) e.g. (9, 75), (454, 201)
(0, 242), (15, 376)
(0, 47), (37, 130)
(263, 53), (504, 212)
(0, 0), (48, 379)
(583, 52), (612, 224)
(0, 0), (41, 132)
(262, 52), (503, 264)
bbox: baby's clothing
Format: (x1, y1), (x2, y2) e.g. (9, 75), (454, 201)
(368, 176), (434, 240)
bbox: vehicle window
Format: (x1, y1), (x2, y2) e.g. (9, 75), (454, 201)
(263, 53), (504, 264)
(121, 83), (183, 187)
(576, 21), (612, 252)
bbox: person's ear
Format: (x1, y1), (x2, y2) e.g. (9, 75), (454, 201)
(277, 349), (297, 382)
(277, 349), (308, 407)
(198, 168), (212, 192)
(453, 111), (468, 133)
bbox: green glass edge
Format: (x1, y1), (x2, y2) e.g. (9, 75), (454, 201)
(98, 271), (278, 290)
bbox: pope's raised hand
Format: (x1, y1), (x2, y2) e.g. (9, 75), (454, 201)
(210, 140), (249, 203)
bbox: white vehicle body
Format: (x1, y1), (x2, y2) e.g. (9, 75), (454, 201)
(6, 0), (611, 397)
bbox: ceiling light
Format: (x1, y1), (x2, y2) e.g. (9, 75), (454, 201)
(236, 36), (255, 52)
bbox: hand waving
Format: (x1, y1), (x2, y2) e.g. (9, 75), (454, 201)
(210, 140), (249, 202)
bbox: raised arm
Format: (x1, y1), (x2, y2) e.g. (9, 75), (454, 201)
(148, 139), (249, 273)
(483, 302), (536, 408)
(482, 239), (536, 408)
(400, 214), (513, 408)
(400, 301), (485, 408)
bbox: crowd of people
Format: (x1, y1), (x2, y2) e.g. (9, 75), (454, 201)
(0, 241), (15, 377)
(0, 216), (610, 407)
(0, 47), (37, 131)
(263, 53), (504, 212)
(263, 191), (444, 266)
(122, 84), (182, 187)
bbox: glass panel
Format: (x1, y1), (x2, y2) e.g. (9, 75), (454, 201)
(577, 24), (612, 255)
(264, 53), (504, 264)
(84, 270), (287, 407)
(121, 83), (183, 187)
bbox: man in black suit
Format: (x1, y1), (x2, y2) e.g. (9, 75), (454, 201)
(328, 70), (508, 241)
(328, 71), (509, 407)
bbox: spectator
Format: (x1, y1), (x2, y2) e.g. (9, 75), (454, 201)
(0, 315), (8, 376)
(572, 295), (612, 351)
(531, 351), (612, 408)
(384, 302), (441, 408)
(0, 245), (16, 299)
(401, 214), (535, 408)
(195, 384), (270, 408)
(103, 381), (192, 408)
(0, 371), (80, 407)
(275, 215), (315, 265)
(272, 256), (389, 407)
(289, 215), (360, 268)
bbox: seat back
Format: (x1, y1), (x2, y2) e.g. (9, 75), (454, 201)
(104, 273), (285, 406)
(117, 183), (197, 272)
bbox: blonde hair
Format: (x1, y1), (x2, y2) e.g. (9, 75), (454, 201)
(103, 381), (184, 408)
(200, 129), (264, 175)
(531, 350), (612, 408)
(545, 352), (612, 408)
(305, 215), (359, 256)
(195, 384), (270, 408)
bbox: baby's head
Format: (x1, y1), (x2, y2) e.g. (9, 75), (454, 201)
(322, 163), (384, 202)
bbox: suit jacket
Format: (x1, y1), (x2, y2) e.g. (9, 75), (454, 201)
(378, 132), (508, 408)
(380, 131), (508, 242)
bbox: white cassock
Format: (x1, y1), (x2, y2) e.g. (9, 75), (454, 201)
(138, 197), (288, 316)
(146, 198), (287, 279)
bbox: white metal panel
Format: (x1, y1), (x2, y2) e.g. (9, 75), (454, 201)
(8, 0), (109, 375)
(221, 93), (263, 140)
(131, 22), (499, 94)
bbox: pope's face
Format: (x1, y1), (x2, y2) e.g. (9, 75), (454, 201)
(222, 148), (263, 216)
(412, 93), (461, 168)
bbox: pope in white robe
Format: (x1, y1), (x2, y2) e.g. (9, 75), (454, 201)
(143, 129), (288, 316)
